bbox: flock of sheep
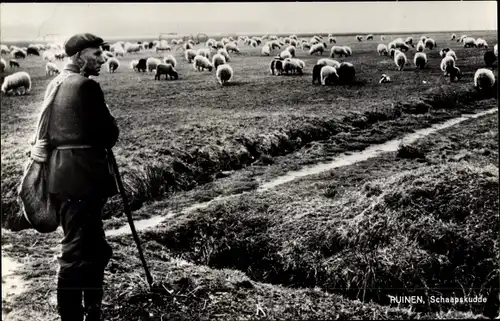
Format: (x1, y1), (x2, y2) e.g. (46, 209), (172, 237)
(0, 32), (498, 96)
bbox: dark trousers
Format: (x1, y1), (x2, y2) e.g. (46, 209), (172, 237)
(53, 196), (112, 321)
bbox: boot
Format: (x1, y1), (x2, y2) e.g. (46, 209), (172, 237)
(57, 276), (84, 321)
(83, 265), (105, 321)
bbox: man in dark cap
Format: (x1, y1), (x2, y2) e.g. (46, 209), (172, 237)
(45, 33), (119, 321)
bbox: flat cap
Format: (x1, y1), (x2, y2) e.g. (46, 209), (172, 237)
(64, 33), (108, 57)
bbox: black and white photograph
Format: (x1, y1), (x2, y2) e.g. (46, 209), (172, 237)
(1, 2), (498, 320)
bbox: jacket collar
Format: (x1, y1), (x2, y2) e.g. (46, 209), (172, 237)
(63, 63), (81, 74)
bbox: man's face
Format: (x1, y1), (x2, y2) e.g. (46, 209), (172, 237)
(79, 47), (105, 76)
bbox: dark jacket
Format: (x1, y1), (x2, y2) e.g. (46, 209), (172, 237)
(47, 64), (119, 199)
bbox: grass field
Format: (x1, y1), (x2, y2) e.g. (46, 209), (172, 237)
(1, 30), (498, 320)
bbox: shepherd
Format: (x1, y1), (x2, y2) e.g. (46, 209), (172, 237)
(25, 33), (120, 321)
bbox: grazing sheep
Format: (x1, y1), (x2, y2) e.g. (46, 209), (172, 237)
(474, 68), (495, 91)
(356, 35), (363, 42)
(155, 44), (171, 52)
(329, 37), (337, 44)
(312, 64), (325, 84)
(270, 59), (284, 75)
(282, 58), (303, 75)
(317, 58), (340, 69)
(42, 51), (55, 62)
(196, 48), (211, 59)
(206, 39), (217, 48)
(125, 43), (141, 54)
(27, 46), (40, 56)
(249, 40), (258, 48)
(12, 49), (26, 59)
(289, 39), (298, 47)
(377, 44), (389, 56)
(394, 51), (407, 71)
(337, 62), (355, 84)
(320, 66), (339, 85)
(136, 58), (147, 72)
(413, 52), (427, 69)
(130, 59), (139, 71)
(484, 51), (497, 67)
(301, 42), (311, 50)
(439, 48), (451, 58)
(261, 45), (271, 56)
(343, 46), (352, 56)
(405, 37), (414, 47)
(424, 38), (436, 49)
(440, 56), (456, 75)
(163, 54), (177, 67)
(309, 43), (325, 55)
(286, 46), (296, 57)
(445, 50), (457, 61)
(1, 71), (31, 95)
(366, 34), (374, 40)
(1, 44), (10, 55)
(225, 42), (240, 53)
(183, 42), (194, 50)
(212, 53), (227, 70)
(420, 36), (428, 43)
(330, 46), (348, 58)
(267, 41), (281, 50)
(277, 50), (292, 60)
(476, 38), (488, 49)
(447, 66), (462, 82)
(451, 33), (456, 40)
(146, 57), (162, 73)
(217, 48), (230, 62)
(185, 49), (197, 63)
(458, 35), (467, 43)
(463, 37), (477, 48)
(381, 35), (385, 41)
(416, 41), (425, 52)
(216, 64), (233, 86)
(379, 74), (391, 84)
(389, 49), (396, 58)
(107, 57), (120, 73)
(112, 45), (125, 57)
(45, 62), (60, 76)
(0, 58), (5, 72)
(193, 55), (214, 71)
(9, 60), (19, 68)
(155, 63), (178, 80)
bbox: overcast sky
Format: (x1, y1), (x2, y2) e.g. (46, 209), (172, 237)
(1, 2), (497, 41)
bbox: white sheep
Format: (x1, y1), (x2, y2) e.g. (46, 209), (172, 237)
(206, 39), (217, 48)
(440, 56), (456, 75)
(451, 33), (456, 40)
(45, 62), (60, 76)
(283, 59), (304, 75)
(130, 59), (139, 71)
(405, 37), (414, 46)
(183, 42), (194, 50)
(112, 45), (125, 57)
(277, 50), (292, 60)
(394, 51), (407, 71)
(261, 45), (271, 56)
(42, 51), (55, 62)
(424, 38), (436, 49)
(420, 36), (428, 43)
(330, 46), (348, 58)
(216, 64), (233, 86)
(379, 74), (391, 84)
(381, 35), (385, 41)
(301, 42), (311, 50)
(225, 42), (240, 53)
(309, 43), (325, 55)
(212, 53), (226, 70)
(286, 46), (296, 57)
(356, 35), (363, 42)
(416, 41), (425, 52)
(445, 50), (457, 61)
(146, 57), (162, 73)
(474, 68), (496, 91)
(476, 38), (488, 49)
(193, 55), (214, 72)
(328, 36), (337, 44)
(196, 48), (211, 59)
(439, 48), (450, 58)
(366, 34), (374, 40)
(286, 58), (305, 70)
(377, 44), (389, 56)
(458, 35), (467, 43)
(463, 37), (477, 48)
(163, 54), (177, 68)
(217, 48), (230, 62)
(289, 39), (298, 47)
(0, 57), (6, 72)
(1, 44), (10, 54)
(107, 57), (120, 73)
(1, 71), (31, 95)
(317, 58), (340, 69)
(320, 66), (338, 85)
(125, 43), (141, 54)
(249, 40), (258, 48)
(413, 52), (427, 69)
(343, 46), (352, 56)
(185, 49), (197, 63)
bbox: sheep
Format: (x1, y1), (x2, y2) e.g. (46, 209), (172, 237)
(413, 52), (427, 69)
(11, 49), (26, 59)
(27, 46), (40, 56)
(381, 35), (385, 41)
(146, 57), (162, 73)
(356, 35), (363, 42)
(474, 68), (495, 91)
(154, 63), (178, 80)
(330, 46), (348, 58)
(484, 51), (497, 67)
(183, 42), (194, 50)
(390, 39), (410, 51)
(1, 44), (10, 55)
(185, 49), (197, 63)
(451, 33), (456, 40)
(379, 74), (391, 84)
(440, 56), (456, 76)
(445, 50), (457, 61)
(107, 57), (120, 73)
(111, 45), (125, 57)
(54, 50), (67, 60)
(277, 50), (292, 60)
(193, 55), (213, 72)
(163, 54), (177, 68)
(42, 51), (55, 62)
(476, 38), (488, 49)
(447, 66), (462, 82)
(494, 44), (498, 57)
(301, 42), (311, 50)
(389, 49), (396, 58)
(125, 43), (141, 54)
(312, 64), (325, 84)
(212, 53), (227, 70)
(206, 39), (217, 48)
(424, 38), (436, 50)
(270, 59), (284, 75)
(282, 58), (304, 75)
(286, 46), (296, 57)
(405, 36), (414, 47)
(136, 58), (147, 72)
(439, 48), (451, 58)
(329, 37), (337, 44)
(196, 48), (211, 59)
(420, 36), (428, 43)
(458, 35), (467, 43)
(416, 41), (425, 52)
(1, 71), (31, 95)
(394, 51), (407, 71)
(249, 40), (258, 48)
(267, 41), (281, 50)
(155, 44), (171, 52)
(103, 51), (115, 59)
(216, 64), (233, 86)
(9, 60), (19, 68)
(366, 34), (374, 40)
(320, 66), (339, 85)
(463, 37), (477, 48)
(309, 43), (325, 55)
(217, 48), (230, 62)
(337, 62), (355, 84)
(45, 62), (60, 76)
(289, 39), (298, 48)
(130, 59), (139, 71)
(0, 58), (5, 72)
(261, 45), (271, 56)
(317, 58), (340, 69)
(377, 44), (389, 56)
(343, 46), (352, 56)
(225, 42), (240, 53)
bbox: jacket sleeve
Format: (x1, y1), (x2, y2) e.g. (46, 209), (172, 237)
(83, 80), (119, 148)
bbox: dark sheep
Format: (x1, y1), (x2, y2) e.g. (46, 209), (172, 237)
(148, 42), (154, 49)
(337, 62), (355, 84)
(102, 44), (110, 51)
(13, 51), (26, 59)
(27, 47), (40, 56)
(155, 63), (178, 80)
(10, 60), (19, 68)
(136, 58), (147, 72)
(447, 66), (462, 82)
(312, 64), (325, 84)
(484, 51), (497, 67)
(270, 59), (283, 75)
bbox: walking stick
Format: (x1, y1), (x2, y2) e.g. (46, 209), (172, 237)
(107, 148), (154, 289)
